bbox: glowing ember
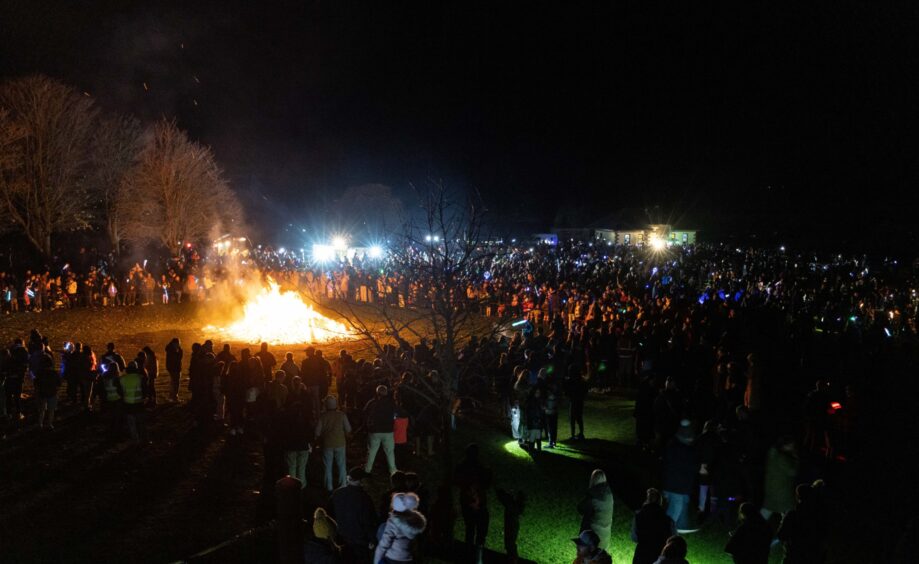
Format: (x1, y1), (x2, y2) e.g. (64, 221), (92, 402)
(207, 281), (351, 345)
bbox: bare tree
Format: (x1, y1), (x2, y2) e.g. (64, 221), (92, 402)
(89, 114), (144, 254)
(0, 75), (98, 256)
(314, 184), (508, 476)
(120, 118), (243, 254)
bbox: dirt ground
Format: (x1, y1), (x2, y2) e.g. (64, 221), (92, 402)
(0, 304), (370, 564)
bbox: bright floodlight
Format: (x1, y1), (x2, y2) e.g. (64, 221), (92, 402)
(649, 236), (666, 251)
(278, 247), (286, 254)
(332, 236), (347, 250)
(368, 245), (384, 259)
(312, 243), (335, 262)
(424, 235), (432, 242)
(433, 235), (440, 242)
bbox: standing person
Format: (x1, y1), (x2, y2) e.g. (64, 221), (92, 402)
(577, 469), (614, 551)
(761, 436), (798, 522)
(280, 352), (299, 381)
(316, 395), (352, 492)
(496, 489), (526, 564)
(725, 503), (772, 564)
(245, 353), (263, 421)
(34, 351), (59, 430)
(661, 420), (699, 534)
(6, 338), (28, 420)
(120, 361), (147, 443)
(165, 338), (183, 402)
(374, 492), (427, 564)
(572, 530), (613, 564)
(454, 443), (492, 564)
(101, 342), (127, 372)
(255, 342), (277, 381)
(364, 385), (397, 475)
(566, 365), (587, 440)
(524, 387), (544, 450)
(776, 484), (826, 564)
(0, 346), (8, 419)
(329, 467), (378, 564)
(225, 358), (248, 436)
(99, 363), (123, 439)
(301, 347), (323, 417)
(315, 349), (332, 400)
(283, 376), (313, 489)
(80, 344), (97, 411)
(62, 342), (80, 405)
(631, 488), (676, 564)
(142, 346), (158, 407)
(214, 344), (235, 419)
(543, 375), (560, 448)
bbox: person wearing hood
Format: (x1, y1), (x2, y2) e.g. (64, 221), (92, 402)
(662, 420), (700, 533)
(653, 535), (689, 564)
(572, 529), (612, 564)
(577, 469), (614, 551)
(631, 488), (676, 564)
(304, 507), (343, 564)
(374, 492), (427, 563)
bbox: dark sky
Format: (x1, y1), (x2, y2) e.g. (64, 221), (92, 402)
(2, 1), (919, 246)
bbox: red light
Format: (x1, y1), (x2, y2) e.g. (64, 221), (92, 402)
(830, 402), (842, 410)
(186, 243), (192, 248)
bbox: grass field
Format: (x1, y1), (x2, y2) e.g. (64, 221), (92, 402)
(448, 397), (784, 564)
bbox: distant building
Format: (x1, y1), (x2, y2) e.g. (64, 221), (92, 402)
(533, 233), (558, 245)
(552, 227), (594, 242)
(543, 224), (697, 246)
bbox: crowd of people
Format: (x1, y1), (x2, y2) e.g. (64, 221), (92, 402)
(3, 239), (918, 563)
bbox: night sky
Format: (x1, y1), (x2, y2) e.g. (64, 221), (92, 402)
(2, 1), (919, 248)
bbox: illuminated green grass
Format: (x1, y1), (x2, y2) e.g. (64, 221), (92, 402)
(451, 395), (782, 563)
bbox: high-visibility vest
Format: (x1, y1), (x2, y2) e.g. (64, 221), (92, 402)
(103, 377), (120, 402)
(121, 373), (144, 405)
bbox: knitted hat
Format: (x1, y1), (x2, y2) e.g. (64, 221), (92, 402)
(324, 395), (338, 410)
(312, 507), (337, 540)
(391, 492), (420, 512)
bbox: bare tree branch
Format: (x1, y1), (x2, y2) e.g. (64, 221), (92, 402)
(0, 75), (98, 256)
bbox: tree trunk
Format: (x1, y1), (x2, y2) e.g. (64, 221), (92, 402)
(108, 218), (121, 255)
(440, 408), (454, 485)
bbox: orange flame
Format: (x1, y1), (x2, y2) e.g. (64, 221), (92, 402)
(207, 280), (351, 345)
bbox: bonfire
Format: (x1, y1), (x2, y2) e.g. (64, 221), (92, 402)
(207, 280), (351, 345)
